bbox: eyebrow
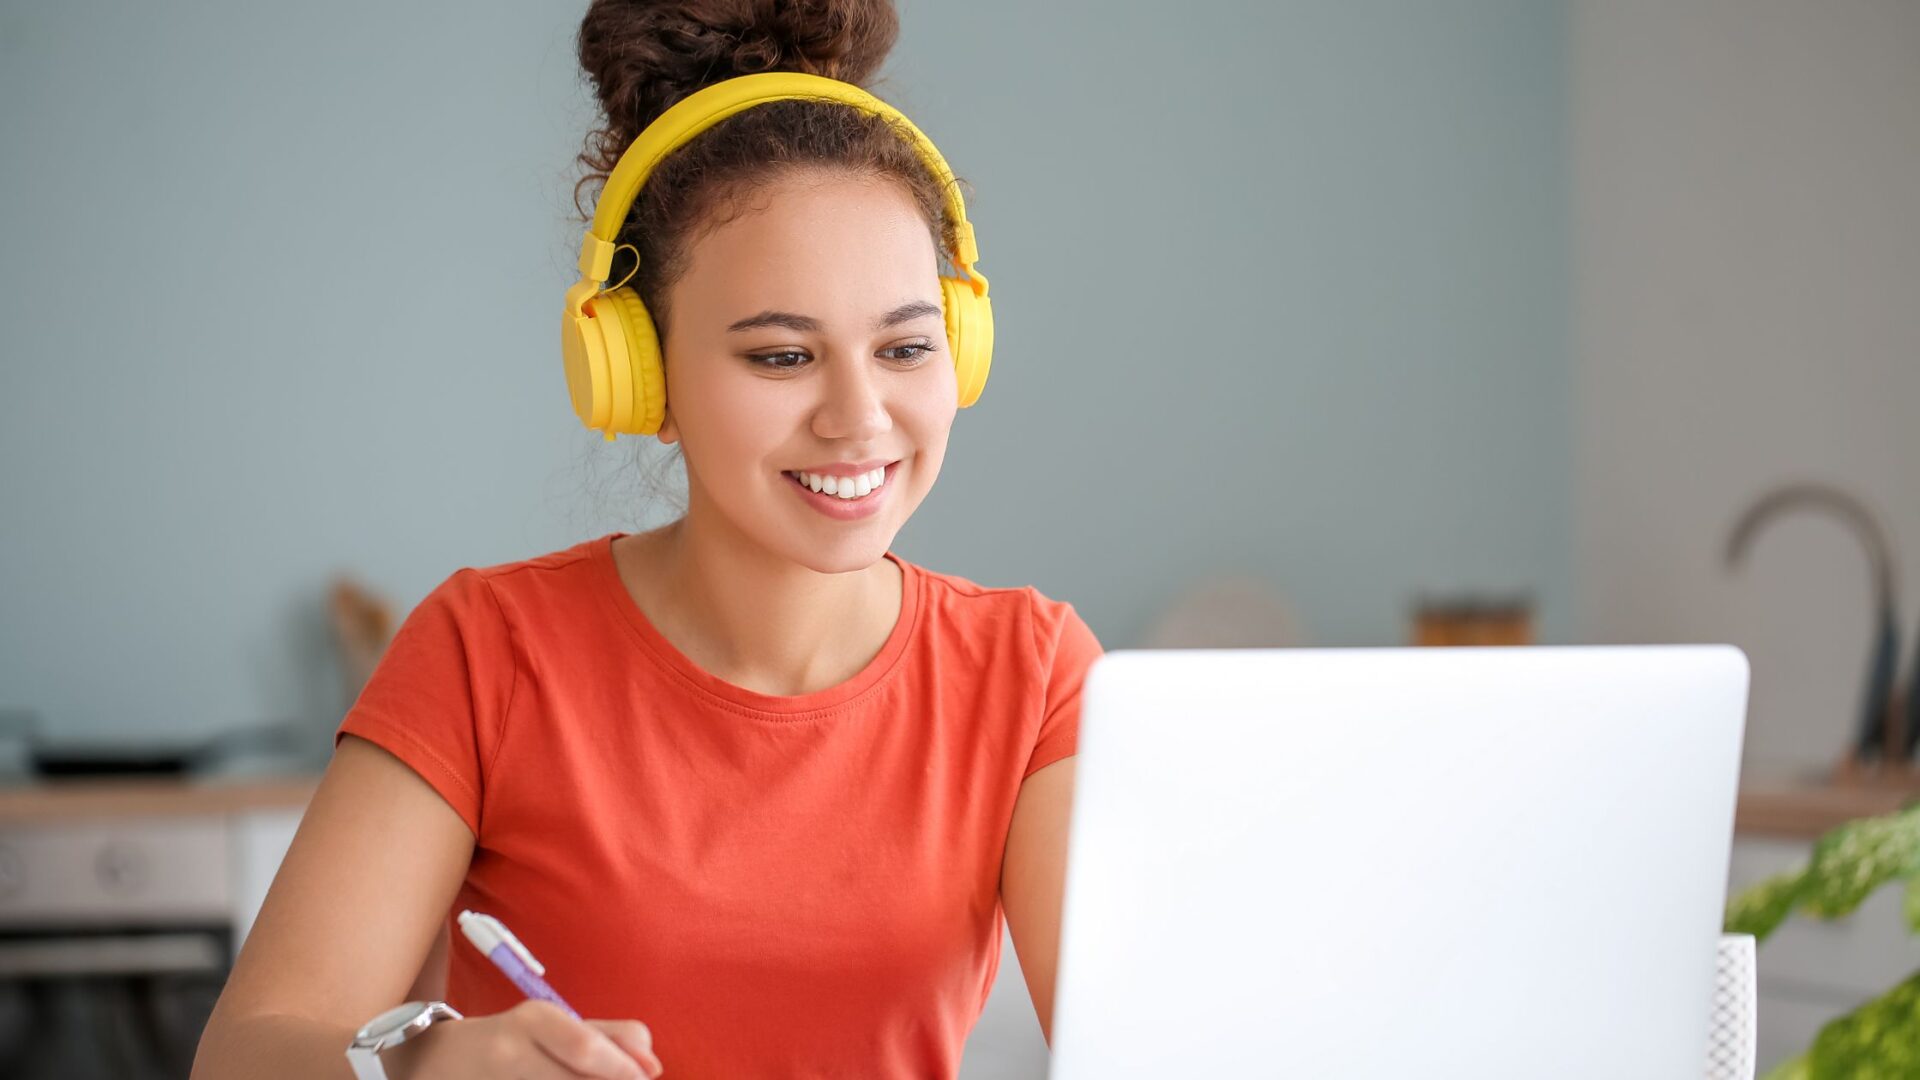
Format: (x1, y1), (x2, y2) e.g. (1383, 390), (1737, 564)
(726, 300), (942, 335)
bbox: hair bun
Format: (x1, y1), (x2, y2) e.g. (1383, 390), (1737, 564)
(578, 0), (900, 145)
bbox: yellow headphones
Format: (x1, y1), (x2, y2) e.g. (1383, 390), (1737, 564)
(561, 72), (994, 442)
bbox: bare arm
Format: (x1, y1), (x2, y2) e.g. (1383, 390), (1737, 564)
(192, 734), (475, 1079)
(999, 755), (1077, 1044)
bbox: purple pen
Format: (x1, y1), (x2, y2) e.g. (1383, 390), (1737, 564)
(457, 909), (580, 1019)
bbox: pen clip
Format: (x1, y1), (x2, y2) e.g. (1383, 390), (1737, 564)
(458, 910), (546, 977)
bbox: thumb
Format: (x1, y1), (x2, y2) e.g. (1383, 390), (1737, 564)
(588, 1018), (664, 1078)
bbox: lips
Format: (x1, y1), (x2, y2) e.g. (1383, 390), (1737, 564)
(784, 461), (897, 521)
(788, 458), (897, 477)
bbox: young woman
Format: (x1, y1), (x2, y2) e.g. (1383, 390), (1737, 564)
(192, 2), (1101, 1077)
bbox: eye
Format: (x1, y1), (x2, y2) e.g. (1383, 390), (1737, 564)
(745, 342), (938, 371)
(884, 342), (938, 365)
(746, 351), (810, 371)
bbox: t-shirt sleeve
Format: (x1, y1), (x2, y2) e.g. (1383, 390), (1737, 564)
(335, 568), (516, 837)
(1024, 590), (1105, 780)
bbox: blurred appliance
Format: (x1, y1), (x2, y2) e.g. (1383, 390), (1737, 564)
(328, 576), (397, 703)
(1409, 592), (1535, 646)
(1140, 575), (1300, 649)
(0, 814), (233, 1079)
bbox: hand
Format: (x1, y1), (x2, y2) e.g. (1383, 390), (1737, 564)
(387, 1000), (664, 1079)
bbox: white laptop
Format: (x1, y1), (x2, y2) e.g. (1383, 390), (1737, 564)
(1049, 645), (1749, 1079)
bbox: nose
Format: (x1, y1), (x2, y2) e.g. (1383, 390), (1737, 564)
(810, 351), (893, 444)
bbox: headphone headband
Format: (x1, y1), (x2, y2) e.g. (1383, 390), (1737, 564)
(560, 70), (995, 441)
(574, 72), (982, 295)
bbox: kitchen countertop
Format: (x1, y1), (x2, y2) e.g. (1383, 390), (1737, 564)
(1735, 781), (1920, 840)
(0, 772), (1902, 836)
(0, 775), (320, 824)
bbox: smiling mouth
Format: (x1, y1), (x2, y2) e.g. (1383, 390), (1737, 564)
(781, 463), (895, 501)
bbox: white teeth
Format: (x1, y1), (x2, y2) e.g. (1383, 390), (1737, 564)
(789, 465), (892, 499)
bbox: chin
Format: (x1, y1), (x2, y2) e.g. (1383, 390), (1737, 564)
(745, 513), (898, 575)
(779, 533), (895, 576)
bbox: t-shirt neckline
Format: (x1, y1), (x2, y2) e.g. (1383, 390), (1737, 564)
(589, 532), (921, 718)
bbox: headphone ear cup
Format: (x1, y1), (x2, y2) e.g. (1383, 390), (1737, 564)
(595, 287), (668, 436)
(941, 275), (993, 408)
(562, 295), (615, 433)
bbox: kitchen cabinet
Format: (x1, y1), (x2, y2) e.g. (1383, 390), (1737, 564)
(0, 777), (317, 1076)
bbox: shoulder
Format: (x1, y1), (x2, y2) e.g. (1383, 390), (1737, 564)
(463, 535), (603, 591)
(412, 535), (608, 632)
(899, 557), (1102, 665)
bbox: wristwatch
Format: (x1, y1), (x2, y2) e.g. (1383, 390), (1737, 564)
(345, 1000), (463, 1080)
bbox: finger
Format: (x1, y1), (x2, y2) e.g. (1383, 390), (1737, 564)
(521, 1002), (645, 1080)
(590, 1019), (665, 1078)
(510, 1045), (580, 1080)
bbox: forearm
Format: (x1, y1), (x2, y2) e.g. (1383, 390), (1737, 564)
(192, 1010), (361, 1080)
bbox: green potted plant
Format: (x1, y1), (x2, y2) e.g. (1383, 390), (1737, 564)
(1724, 801), (1920, 1078)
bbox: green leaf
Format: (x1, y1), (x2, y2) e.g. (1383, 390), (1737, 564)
(1804, 967), (1920, 1078)
(1727, 868), (1808, 941)
(1733, 804), (1920, 1075)
(1799, 805), (1920, 919)
(1761, 1054), (1809, 1080)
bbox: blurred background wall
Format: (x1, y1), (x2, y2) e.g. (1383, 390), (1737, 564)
(0, 0), (1572, 751)
(1572, 0), (1920, 780)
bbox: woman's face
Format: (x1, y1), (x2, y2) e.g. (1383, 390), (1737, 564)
(656, 169), (958, 575)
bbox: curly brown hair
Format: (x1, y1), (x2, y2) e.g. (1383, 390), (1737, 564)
(572, 0), (967, 339)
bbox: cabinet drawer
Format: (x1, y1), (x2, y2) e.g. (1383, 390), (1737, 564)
(0, 817), (232, 926)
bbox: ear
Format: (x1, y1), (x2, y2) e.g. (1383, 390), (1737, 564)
(656, 406), (680, 446)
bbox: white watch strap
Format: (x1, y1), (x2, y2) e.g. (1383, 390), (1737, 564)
(345, 1000), (462, 1080)
(345, 1045), (391, 1080)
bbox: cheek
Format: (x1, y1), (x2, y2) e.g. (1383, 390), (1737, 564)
(675, 366), (790, 459)
(721, 385), (799, 444)
(900, 377), (958, 452)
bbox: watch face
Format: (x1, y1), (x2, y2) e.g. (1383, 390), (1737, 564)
(358, 1001), (429, 1042)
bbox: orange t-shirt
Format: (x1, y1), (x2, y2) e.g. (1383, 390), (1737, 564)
(335, 533), (1103, 1078)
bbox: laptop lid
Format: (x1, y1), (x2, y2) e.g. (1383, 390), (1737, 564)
(1049, 645), (1749, 1079)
